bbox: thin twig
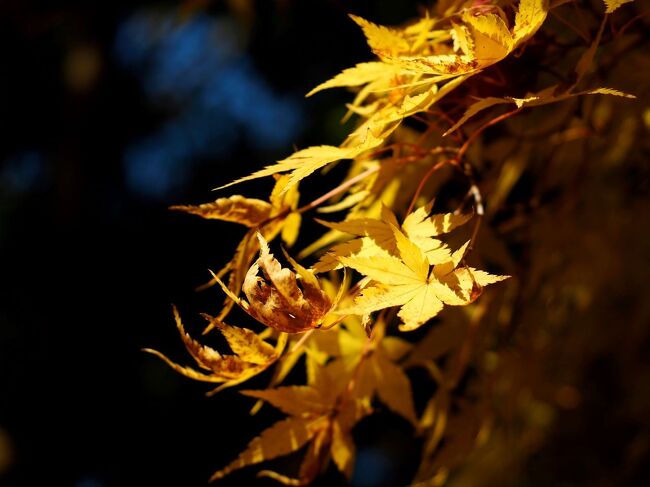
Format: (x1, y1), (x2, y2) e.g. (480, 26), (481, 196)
(296, 166), (379, 214)
(290, 329), (314, 353)
(455, 109), (520, 164)
(615, 9), (650, 38)
(406, 159), (453, 215)
(551, 9), (590, 43)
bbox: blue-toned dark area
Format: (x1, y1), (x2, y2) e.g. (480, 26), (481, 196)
(115, 10), (303, 198)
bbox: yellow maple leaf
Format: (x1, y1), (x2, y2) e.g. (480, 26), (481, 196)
(306, 62), (402, 97)
(210, 415), (324, 482)
(331, 318), (419, 426)
(402, 202), (472, 265)
(172, 173), (300, 232)
(216, 130), (383, 194)
(349, 14), (411, 57)
(315, 204), (470, 272)
(211, 361), (371, 483)
(464, 0), (548, 62)
(143, 306), (285, 395)
(305, 15), (477, 149)
(338, 224), (508, 331)
(512, 0), (549, 46)
(450, 22), (475, 56)
(342, 73), (472, 150)
(372, 0), (547, 78)
(603, 0), (634, 13)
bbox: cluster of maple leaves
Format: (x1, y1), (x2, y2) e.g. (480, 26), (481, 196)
(148, 0), (637, 484)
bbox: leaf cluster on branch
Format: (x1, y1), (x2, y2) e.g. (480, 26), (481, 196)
(148, 0), (642, 484)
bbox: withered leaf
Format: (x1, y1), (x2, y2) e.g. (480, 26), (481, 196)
(201, 175), (302, 331)
(215, 234), (335, 333)
(143, 306), (283, 395)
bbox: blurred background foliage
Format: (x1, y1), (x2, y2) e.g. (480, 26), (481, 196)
(0, 0), (649, 486)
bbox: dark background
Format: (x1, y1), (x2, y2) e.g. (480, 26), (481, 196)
(1, 1), (650, 487)
(0, 1), (425, 486)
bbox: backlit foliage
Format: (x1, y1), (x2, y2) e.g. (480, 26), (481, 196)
(148, 0), (647, 484)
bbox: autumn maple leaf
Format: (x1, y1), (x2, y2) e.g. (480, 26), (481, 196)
(147, 0), (644, 483)
(314, 203), (472, 273)
(173, 175), (302, 330)
(334, 211), (507, 331)
(216, 130), (383, 194)
(210, 360), (371, 484)
(329, 318), (419, 426)
(143, 306), (286, 395)
(215, 234), (341, 333)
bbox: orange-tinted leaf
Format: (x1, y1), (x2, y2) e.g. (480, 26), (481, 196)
(143, 307), (280, 393)
(238, 234), (333, 333)
(201, 314), (277, 365)
(170, 195), (271, 227)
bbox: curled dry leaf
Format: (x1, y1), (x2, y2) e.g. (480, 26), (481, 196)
(215, 234), (336, 333)
(198, 175), (302, 332)
(143, 306), (285, 395)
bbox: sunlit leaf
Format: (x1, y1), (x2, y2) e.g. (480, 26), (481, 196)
(217, 132), (383, 194)
(210, 417), (322, 481)
(336, 213), (507, 331)
(603, 0), (634, 13)
(170, 195), (271, 227)
(143, 306), (281, 394)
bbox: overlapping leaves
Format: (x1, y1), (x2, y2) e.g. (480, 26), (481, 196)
(146, 0), (641, 484)
(210, 361), (371, 484)
(218, 0), (551, 194)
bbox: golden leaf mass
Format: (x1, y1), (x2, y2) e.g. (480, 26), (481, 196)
(147, 0), (648, 484)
